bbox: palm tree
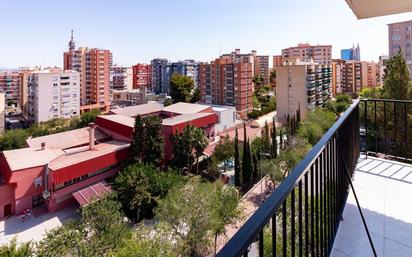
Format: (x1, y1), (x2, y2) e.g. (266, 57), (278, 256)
(192, 127), (209, 174)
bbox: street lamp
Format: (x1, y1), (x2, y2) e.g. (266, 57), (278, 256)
(259, 152), (270, 203)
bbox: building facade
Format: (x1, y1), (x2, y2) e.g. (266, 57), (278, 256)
(199, 55), (253, 119)
(340, 61), (379, 94)
(275, 60), (332, 121)
(340, 44), (361, 61)
(150, 58), (169, 94)
(255, 55), (270, 85)
(63, 32), (112, 113)
(0, 71), (20, 107)
(132, 64), (151, 90)
(169, 60), (200, 88)
(113, 88), (147, 106)
(273, 55), (284, 67)
(27, 70), (80, 123)
(332, 59), (345, 96)
(282, 43), (332, 65)
(111, 66), (132, 92)
(388, 20), (412, 77)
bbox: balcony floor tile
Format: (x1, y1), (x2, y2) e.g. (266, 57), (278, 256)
(332, 155), (412, 257)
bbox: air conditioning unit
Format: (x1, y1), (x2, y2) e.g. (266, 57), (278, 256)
(43, 191), (50, 199)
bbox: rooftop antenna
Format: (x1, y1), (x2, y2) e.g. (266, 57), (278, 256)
(68, 29), (75, 51)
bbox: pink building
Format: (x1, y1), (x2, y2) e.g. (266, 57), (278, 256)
(0, 102), (218, 219)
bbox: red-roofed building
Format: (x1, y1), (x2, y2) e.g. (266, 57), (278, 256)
(0, 102), (219, 219)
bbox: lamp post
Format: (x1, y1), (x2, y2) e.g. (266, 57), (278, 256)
(259, 152), (270, 203)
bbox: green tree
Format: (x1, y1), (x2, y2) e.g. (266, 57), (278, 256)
(242, 129), (254, 189)
(383, 51), (412, 100)
(163, 98), (173, 106)
(192, 127), (209, 173)
(0, 129), (30, 151)
(171, 125), (208, 172)
(156, 179), (239, 257)
(234, 127), (241, 187)
(0, 238), (33, 257)
(170, 73), (195, 103)
(252, 75), (263, 88)
(142, 116), (164, 166)
(209, 182), (240, 255)
(156, 178), (213, 257)
(262, 121), (271, 154)
(131, 115), (145, 162)
(271, 118), (278, 158)
(114, 164), (185, 221)
(190, 88), (201, 103)
(35, 219), (82, 257)
(77, 109), (101, 128)
(112, 223), (181, 257)
(212, 135), (234, 173)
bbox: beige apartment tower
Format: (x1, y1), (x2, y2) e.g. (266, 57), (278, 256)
(388, 20), (412, 78)
(275, 61), (332, 121)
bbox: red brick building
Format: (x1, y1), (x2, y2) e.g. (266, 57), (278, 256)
(0, 102), (218, 219)
(132, 64), (151, 89)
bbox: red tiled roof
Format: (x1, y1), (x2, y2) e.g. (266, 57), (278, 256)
(72, 180), (112, 207)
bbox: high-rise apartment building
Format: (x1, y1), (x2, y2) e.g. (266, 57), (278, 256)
(199, 51), (253, 119)
(340, 44), (361, 61)
(151, 58), (169, 94)
(282, 43), (332, 65)
(132, 64), (151, 89)
(0, 71), (20, 107)
(169, 60), (200, 88)
(273, 55), (284, 67)
(275, 60), (332, 121)
(63, 31), (112, 113)
(388, 20), (412, 77)
(255, 55), (270, 85)
(27, 69), (80, 123)
(112, 66), (133, 91)
(339, 61), (379, 94)
(332, 59), (345, 96)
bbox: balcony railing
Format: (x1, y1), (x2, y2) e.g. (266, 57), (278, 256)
(217, 100), (360, 257)
(361, 98), (412, 162)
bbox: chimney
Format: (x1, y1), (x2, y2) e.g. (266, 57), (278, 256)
(41, 142), (46, 150)
(88, 122), (96, 150)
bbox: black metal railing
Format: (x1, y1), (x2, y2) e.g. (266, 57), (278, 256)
(217, 100), (360, 257)
(360, 98), (412, 161)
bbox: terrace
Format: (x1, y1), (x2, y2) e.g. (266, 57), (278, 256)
(216, 98), (412, 257)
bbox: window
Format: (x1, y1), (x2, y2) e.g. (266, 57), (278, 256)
(34, 176), (43, 188)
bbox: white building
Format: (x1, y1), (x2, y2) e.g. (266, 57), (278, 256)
(28, 69), (80, 123)
(212, 105), (238, 133)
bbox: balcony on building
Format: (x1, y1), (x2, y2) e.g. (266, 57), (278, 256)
(216, 97), (412, 257)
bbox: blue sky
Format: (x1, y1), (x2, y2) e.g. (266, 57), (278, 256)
(1, 0), (411, 68)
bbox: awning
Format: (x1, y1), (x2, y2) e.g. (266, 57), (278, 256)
(345, 0), (412, 19)
(72, 181), (112, 207)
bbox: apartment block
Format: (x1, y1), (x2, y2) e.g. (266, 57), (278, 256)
(275, 60), (332, 121)
(0, 71), (20, 107)
(332, 59), (345, 96)
(340, 61), (379, 94)
(63, 32), (112, 113)
(199, 54), (253, 119)
(28, 69), (80, 123)
(282, 43), (332, 65)
(388, 20), (412, 77)
(255, 55), (270, 85)
(273, 55), (284, 67)
(112, 66), (132, 91)
(132, 64), (151, 89)
(169, 60), (200, 88)
(113, 88), (147, 106)
(151, 58), (169, 94)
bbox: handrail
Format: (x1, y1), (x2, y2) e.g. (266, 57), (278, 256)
(360, 98), (412, 103)
(216, 99), (360, 257)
